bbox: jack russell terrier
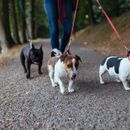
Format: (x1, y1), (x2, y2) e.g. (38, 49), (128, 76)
(47, 49), (81, 94)
(99, 51), (130, 90)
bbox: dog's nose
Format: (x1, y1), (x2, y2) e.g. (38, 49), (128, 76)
(72, 73), (77, 78)
(71, 73), (77, 80)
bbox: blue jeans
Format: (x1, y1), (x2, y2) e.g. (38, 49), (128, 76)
(44, 0), (73, 53)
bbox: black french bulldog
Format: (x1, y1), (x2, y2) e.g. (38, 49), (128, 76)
(20, 43), (43, 79)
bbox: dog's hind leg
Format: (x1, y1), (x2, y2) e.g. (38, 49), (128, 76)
(20, 52), (27, 73)
(99, 65), (106, 84)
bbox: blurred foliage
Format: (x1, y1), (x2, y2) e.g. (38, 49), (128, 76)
(93, 0), (130, 22)
(34, 0), (49, 38)
(0, 0), (130, 52)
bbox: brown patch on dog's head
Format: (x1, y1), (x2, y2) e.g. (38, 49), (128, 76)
(60, 53), (81, 80)
(63, 55), (74, 77)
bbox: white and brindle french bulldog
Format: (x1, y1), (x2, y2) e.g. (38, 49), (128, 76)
(99, 52), (130, 90)
(47, 49), (81, 94)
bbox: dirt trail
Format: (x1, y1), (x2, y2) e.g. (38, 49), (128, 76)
(0, 40), (130, 130)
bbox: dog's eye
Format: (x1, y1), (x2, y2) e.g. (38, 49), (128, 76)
(67, 64), (72, 68)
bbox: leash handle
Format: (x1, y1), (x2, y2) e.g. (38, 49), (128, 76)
(96, 0), (129, 53)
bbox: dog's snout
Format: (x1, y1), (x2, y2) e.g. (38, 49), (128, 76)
(71, 72), (77, 80)
(72, 73), (77, 78)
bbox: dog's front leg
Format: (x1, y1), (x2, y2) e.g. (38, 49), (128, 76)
(121, 80), (130, 90)
(55, 76), (65, 94)
(68, 79), (74, 93)
(38, 62), (43, 74)
(26, 61), (31, 79)
(119, 76), (130, 90)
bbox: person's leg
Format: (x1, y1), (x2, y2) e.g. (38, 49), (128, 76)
(59, 0), (73, 53)
(44, 0), (59, 49)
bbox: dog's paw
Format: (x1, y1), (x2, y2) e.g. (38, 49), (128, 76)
(39, 71), (43, 75)
(100, 81), (105, 84)
(124, 87), (130, 91)
(55, 82), (59, 86)
(68, 88), (75, 93)
(116, 79), (121, 83)
(52, 84), (57, 88)
(52, 83), (59, 87)
(60, 88), (65, 94)
(26, 74), (30, 79)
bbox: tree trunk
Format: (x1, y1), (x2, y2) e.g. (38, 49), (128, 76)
(11, 0), (21, 44)
(113, 0), (120, 17)
(1, 0), (15, 48)
(88, 0), (95, 25)
(19, 0), (27, 43)
(0, 21), (9, 53)
(31, 0), (36, 39)
(0, 0), (8, 53)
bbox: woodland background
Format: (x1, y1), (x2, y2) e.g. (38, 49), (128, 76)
(0, 0), (130, 53)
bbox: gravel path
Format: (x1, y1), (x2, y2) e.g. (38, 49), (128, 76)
(0, 40), (130, 130)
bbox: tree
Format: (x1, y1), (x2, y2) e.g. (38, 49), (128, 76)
(11, 0), (21, 44)
(0, 20), (8, 53)
(0, 0), (8, 53)
(113, 0), (120, 17)
(76, 1), (88, 30)
(31, 0), (36, 39)
(19, 0), (28, 43)
(88, 0), (95, 25)
(0, 0), (15, 50)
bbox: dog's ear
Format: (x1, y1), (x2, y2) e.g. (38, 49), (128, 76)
(31, 44), (35, 50)
(75, 55), (82, 62)
(39, 44), (43, 51)
(30, 42), (35, 50)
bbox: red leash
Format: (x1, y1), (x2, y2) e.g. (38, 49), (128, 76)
(64, 0), (79, 54)
(71, 0), (79, 37)
(96, 0), (130, 53)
